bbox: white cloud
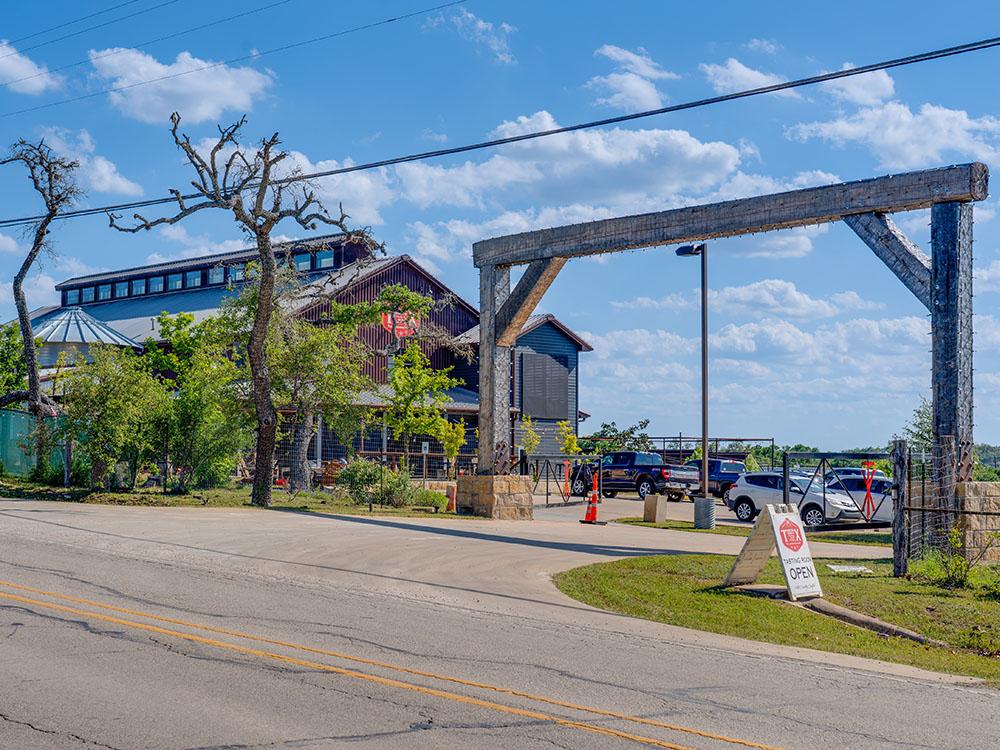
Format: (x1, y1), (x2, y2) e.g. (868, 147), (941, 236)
(146, 225), (246, 264)
(89, 48), (272, 124)
(744, 39), (780, 55)
(710, 279), (882, 319)
(432, 9), (516, 64)
(0, 40), (61, 94)
(422, 129), (448, 143)
(0, 233), (18, 254)
(40, 128), (143, 196)
(396, 110), (741, 211)
(699, 58), (800, 99)
(612, 292), (692, 311)
(819, 63), (894, 106)
(788, 102), (1000, 170)
(0, 256), (100, 309)
(739, 225), (830, 259)
(588, 45), (679, 113)
(976, 259), (1000, 293)
(283, 152), (395, 226)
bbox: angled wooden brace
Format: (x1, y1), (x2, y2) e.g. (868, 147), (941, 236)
(495, 257), (567, 346)
(843, 212), (932, 311)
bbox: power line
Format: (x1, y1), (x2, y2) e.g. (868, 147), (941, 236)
(2, 31), (999, 230)
(1, 0), (296, 90)
(0, 0), (466, 119)
(0, 0), (185, 62)
(6, 0), (145, 47)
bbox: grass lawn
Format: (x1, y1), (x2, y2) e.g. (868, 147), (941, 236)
(0, 477), (458, 518)
(615, 516), (892, 547)
(554, 554), (1000, 683)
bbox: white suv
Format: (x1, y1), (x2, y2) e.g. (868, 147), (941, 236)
(724, 471), (861, 526)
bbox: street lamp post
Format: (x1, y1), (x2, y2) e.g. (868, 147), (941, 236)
(676, 243), (714, 529)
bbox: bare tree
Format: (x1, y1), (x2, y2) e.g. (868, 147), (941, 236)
(1, 140), (78, 472)
(110, 113), (379, 506)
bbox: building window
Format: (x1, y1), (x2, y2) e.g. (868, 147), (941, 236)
(229, 264), (245, 282)
(98, 284), (112, 301)
(185, 270), (202, 288)
(148, 276), (163, 294)
(316, 249), (334, 269)
(65, 289), (79, 305)
(114, 281), (129, 298)
(132, 278), (146, 296)
(167, 273), (183, 291)
(294, 252), (311, 271)
(208, 266), (224, 285)
(81, 287), (94, 303)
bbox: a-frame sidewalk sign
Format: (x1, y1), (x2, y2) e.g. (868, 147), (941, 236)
(723, 504), (823, 601)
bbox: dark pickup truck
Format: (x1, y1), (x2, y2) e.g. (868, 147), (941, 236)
(684, 458), (747, 497)
(571, 451), (700, 500)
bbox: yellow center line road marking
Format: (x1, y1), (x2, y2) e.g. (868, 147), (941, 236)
(0, 590), (695, 750)
(0, 578), (783, 750)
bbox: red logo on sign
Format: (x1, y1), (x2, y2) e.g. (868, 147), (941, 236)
(380, 311), (420, 339)
(779, 519), (804, 552)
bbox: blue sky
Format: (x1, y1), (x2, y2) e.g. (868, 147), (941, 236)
(3, 0), (1000, 448)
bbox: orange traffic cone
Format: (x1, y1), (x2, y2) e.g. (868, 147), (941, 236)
(580, 472), (607, 525)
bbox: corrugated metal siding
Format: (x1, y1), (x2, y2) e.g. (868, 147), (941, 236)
(513, 322), (579, 458)
(299, 259), (478, 383)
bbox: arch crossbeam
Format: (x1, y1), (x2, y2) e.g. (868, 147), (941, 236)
(472, 163), (988, 512)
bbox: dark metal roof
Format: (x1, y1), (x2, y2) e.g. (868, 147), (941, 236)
(33, 306), (141, 348)
(454, 313), (594, 352)
(55, 233), (354, 289)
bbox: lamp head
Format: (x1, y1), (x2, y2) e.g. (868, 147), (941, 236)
(675, 243), (706, 257)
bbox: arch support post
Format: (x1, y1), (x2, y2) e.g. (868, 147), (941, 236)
(931, 202), (974, 513)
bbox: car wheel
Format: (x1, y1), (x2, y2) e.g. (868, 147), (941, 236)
(636, 478), (654, 499)
(801, 505), (826, 528)
(601, 490), (617, 498)
(667, 492), (683, 502)
(733, 497), (756, 522)
(571, 477), (587, 496)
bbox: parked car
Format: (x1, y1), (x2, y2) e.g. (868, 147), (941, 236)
(723, 471), (860, 526)
(572, 451), (699, 500)
(826, 475), (894, 522)
(822, 467), (887, 484)
(684, 458), (747, 497)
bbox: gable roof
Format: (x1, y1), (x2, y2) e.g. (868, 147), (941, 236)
(453, 313), (593, 352)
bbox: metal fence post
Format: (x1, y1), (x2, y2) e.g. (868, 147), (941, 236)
(891, 439), (909, 576)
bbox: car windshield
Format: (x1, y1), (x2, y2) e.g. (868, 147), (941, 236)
(634, 452), (663, 466)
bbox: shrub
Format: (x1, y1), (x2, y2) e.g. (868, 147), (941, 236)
(373, 469), (415, 508)
(412, 487), (448, 513)
(336, 458), (385, 504)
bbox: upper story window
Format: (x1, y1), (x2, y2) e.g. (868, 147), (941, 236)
(65, 289), (80, 305)
(132, 278), (146, 295)
(185, 270), (202, 288)
(114, 281), (129, 298)
(149, 276), (164, 293)
(98, 284), (112, 301)
(229, 264), (245, 282)
(208, 266), (224, 284)
(316, 249), (334, 269)
(81, 287), (95, 303)
(167, 273), (183, 291)
(294, 252), (311, 272)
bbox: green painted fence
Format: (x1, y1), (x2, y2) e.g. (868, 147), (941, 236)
(0, 408), (62, 478)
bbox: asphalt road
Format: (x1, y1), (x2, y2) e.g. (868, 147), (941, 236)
(0, 499), (997, 750)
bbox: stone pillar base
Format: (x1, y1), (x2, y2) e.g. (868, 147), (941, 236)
(956, 482), (1000, 563)
(456, 475), (534, 520)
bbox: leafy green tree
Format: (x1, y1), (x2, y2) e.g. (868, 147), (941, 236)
(270, 310), (372, 492)
(579, 419), (653, 454)
(384, 343), (459, 467)
(520, 415), (541, 458)
(899, 396), (933, 453)
(439, 419), (467, 478)
(0, 323), (27, 397)
(58, 346), (168, 488)
(556, 420), (580, 456)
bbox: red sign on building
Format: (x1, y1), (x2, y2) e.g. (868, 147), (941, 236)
(380, 311), (420, 339)
(778, 518), (804, 552)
